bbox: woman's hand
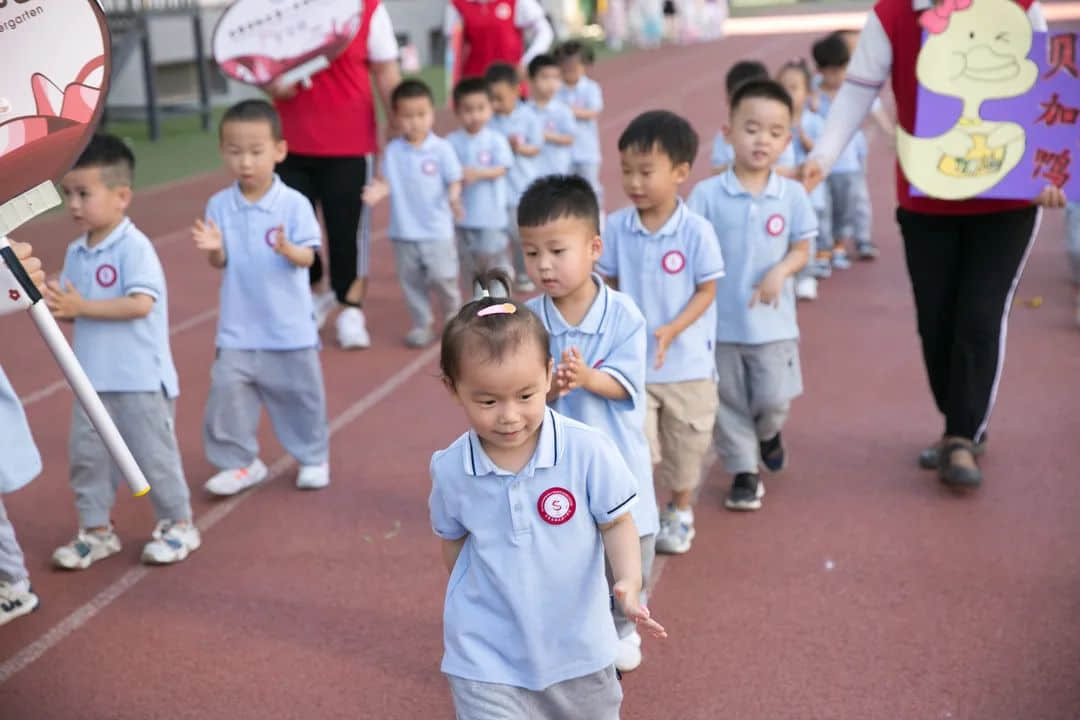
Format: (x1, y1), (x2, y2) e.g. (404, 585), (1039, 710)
(10, 241), (46, 293)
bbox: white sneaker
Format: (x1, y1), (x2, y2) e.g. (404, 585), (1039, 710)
(52, 528), (122, 570)
(141, 520), (202, 565)
(0, 580), (39, 626)
(296, 463), (330, 490)
(313, 290), (337, 330)
(205, 458), (268, 496)
(795, 276), (818, 301)
(404, 326), (436, 348)
(337, 306), (371, 349)
(614, 632), (643, 672)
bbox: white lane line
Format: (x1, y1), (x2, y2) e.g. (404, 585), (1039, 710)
(0, 344), (441, 686)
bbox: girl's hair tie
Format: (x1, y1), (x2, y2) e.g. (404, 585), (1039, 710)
(477, 303), (517, 317)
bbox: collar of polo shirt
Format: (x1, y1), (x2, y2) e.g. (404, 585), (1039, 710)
(463, 407), (562, 476)
(628, 198), (688, 238)
(74, 217), (133, 253)
(718, 168), (786, 200)
(540, 274), (610, 337)
(230, 174), (284, 213)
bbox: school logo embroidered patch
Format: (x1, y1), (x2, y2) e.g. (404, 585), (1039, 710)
(661, 250), (686, 274)
(537, 487), (576, 525)
(478, 150), (493, 165)
(495, 2), (512, 20)
(95, 264), (117, 288)
(765, 214), (786, 237)
(264, 226), (279, 248)
(421, 158), (438, 176)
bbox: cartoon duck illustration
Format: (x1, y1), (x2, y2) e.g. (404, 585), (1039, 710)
(897, 0), (1038, 200)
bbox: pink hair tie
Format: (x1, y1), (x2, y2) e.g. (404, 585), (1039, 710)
(919, 0), (972, 34)
(477, 303), (517, 317)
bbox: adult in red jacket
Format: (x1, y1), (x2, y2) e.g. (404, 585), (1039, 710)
(445, 0), (554, 85)
(805, 0), (1066, 487)
(269, 0), (401, 350)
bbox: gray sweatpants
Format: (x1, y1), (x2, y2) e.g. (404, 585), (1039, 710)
(0, 495), (28, 584)
(605, 533), (656, 639)
(70, 392), (192, 529)
(714, 340), (803, 475)
(448, 665), (622, 720)
(827, 171), (871, 245)
(204, 348), (328, 470)
(391, 238), (462, 332)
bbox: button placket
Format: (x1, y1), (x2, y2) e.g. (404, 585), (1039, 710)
(508, 478), (531, 535)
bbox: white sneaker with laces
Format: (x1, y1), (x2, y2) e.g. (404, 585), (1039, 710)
(313, 290), (338, 330)
(141, 521), (202, 565)
(337, 306), (371, 349)
(0, 580), (39, 626)
(52, 528), (122, 570)
(795, 276), (818, 301)
(205, 458), (268, 496)
(296, 463), (330, 490)
(615, 632), (643, 672)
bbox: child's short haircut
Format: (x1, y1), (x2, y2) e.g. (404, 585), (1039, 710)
(527, 53), (560, 79)
(777, 58), (813, 90)
(556, 39), (595, 65)
(730, 78), (794, 117)
(453, 77), (490, 108)
(220, 99), (283, 141)
(73, 133), (135, 188)
(517, 175), (600, 235)
(725, 60), (769, 97)
(440, 269), (551, 386)
(617, 110), (699, 168)
(812, 32), (851, 70)
(392, 78), (434, 109)
(485, 62), (520, 88)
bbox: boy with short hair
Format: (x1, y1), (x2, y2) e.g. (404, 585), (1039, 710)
(598, 111), (723, 555)
(448, 77), (515, 278)
(527, 54), (577, 179)
(710, 60), (770, 174)
(486, 63), (544, 292)
(363, 79), (465, 348)
(688, 79), (817, 511)
(521, 175), (660, 673)
(193, 100), (331, 496)
(47, 134), (199, 567)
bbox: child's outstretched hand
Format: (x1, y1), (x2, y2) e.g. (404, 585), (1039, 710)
(750, 266), (787, 308)
(613, 580), (667, 639)
(1035, 185), (1067, 209)
(362, 177), (390, 207)
(192, 218), (223, 253)
(653, 324), (677, 370)
(45, 280), (84, 320)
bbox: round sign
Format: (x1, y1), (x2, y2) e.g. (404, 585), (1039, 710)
(0, 0), (111, 208)
(212, 0), (364, 88)
(765, 214), (786, 237)
(537, 487), (576, 525)
(661, 250), (686, 274)
(95, 263), (117, 288)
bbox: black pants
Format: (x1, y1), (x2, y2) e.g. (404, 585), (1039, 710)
(276, 153), (371, 304)
(898, 205), (1040, 442)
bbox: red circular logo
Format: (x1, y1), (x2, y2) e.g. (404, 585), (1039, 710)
(537, 487), (576, 525)
(765, 214), (786, 237)
(95, 264), (117, 288)
(478, 150), (493, 165)
(421, 158), (438, 176)
(8, 289), (20, 302)
(661, 250), (686, 274)
(495, 2), (512, 19)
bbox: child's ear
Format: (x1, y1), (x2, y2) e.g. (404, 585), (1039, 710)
(274, 139), (288, 163)
(590, 232), (603, 260)
(442, 375), (461, 403)
(672, 162), (692, 184)
(544, 357), (554, 391)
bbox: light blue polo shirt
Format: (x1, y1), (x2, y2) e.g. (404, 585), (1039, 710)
(447, 126), (514, 231)
(205, 175), (322, 351)
(688, 170), (817, 345)
(58, 217), (179, 397)
(526, 279), (659, 537)
(429, 408), (638, 691)
(0, 366), (41, 494)
(383, 133), (463, 241)
(711, 133), (795, 170)
(793, 111), (828, 210)
(489, 102), (543, 207)
(817, 92), (865, 175)
(557, 76), (603, 164)
(529, 98), (576, 178)
(597, 202), (724, 384)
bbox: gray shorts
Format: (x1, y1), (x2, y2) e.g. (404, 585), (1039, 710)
(448, 665), (622, 720)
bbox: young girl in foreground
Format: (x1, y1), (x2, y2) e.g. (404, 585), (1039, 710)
(429, 271), (666, 719)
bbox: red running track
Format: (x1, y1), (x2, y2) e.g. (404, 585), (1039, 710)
(1, 26), (1079, 720)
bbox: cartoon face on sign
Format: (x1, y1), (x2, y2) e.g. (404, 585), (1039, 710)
(0, 0), (109, 207)
(897, 0), (1038, 200)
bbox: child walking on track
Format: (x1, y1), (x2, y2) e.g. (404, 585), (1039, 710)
(193, 101), (331, 496)
(519, 176), (660, 673)
(364, 80), (465, 349)
(688, 80), (817, 511)
(556, 41), (605, 204)
(429, 269), (666, 719)
(711, 60), (769, 175)
(527, 54), (577, 179)
(599, 111), (723, 555)
(46, 134), (200, 567)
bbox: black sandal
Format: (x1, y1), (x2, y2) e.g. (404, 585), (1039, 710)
(938, 439), (983, 488)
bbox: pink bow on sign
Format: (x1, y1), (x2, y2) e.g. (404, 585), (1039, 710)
(919, 0), (973, 34)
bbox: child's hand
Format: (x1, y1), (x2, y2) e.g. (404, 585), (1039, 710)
(451, 196), (466, 223)
(362, 177), (390, 207)
(45, 280), (85, 320)
(557, 347), (590, 392)
(613, 579), (667, 640)
(802, 159), (825, 193)
(653, 324), (677, 370)
(799, 128), (813, 152)
(271, 226), (291, 255)
(463, 167), (481, 186)
(750, 266), (787, 308)
(192, 218), (223, 253)
(1035, 184), (1067, 209)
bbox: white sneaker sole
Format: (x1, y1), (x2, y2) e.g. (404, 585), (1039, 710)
(205, 463), (268, 496)
(724, 480), (767, 511)
(141, 532), (202, 565)
(655, 527), (695, 555)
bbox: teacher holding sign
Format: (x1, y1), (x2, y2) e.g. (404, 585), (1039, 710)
(804, 0), (1066, 489)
